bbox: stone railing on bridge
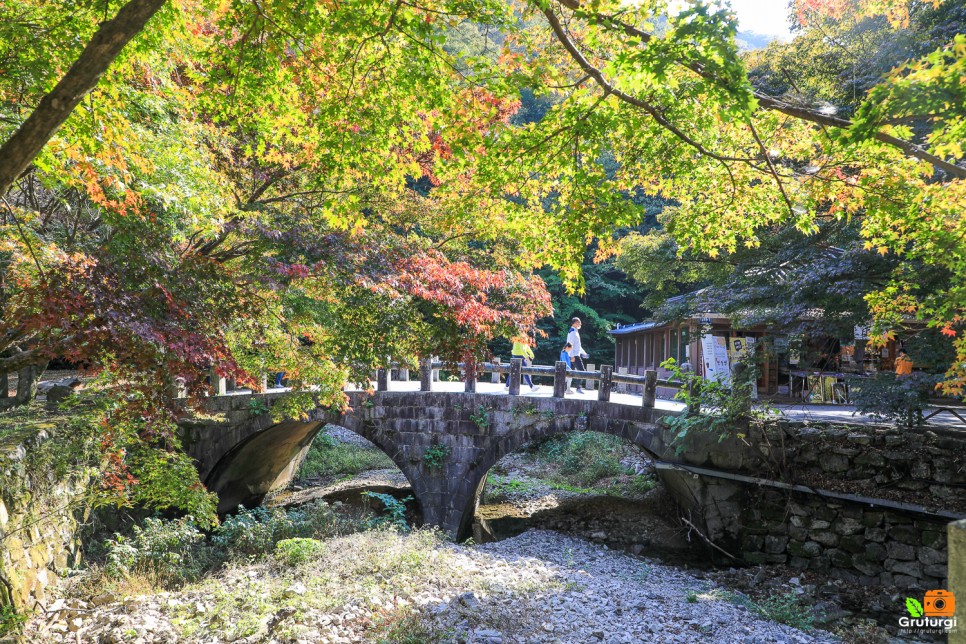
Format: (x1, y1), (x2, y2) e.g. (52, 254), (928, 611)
(374, 358), (685, 408)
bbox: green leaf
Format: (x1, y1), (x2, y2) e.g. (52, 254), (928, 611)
(906, 597), (923, 617)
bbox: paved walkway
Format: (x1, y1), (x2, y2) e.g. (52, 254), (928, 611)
(336, 380), (966, 430)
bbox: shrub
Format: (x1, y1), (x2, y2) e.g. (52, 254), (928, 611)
(422, 444), (450, 470)
(274, 538), (326, 566)
(539, 432), (624, 487)
(0, 605), (28, 638)
(469, 405), (490, 430)
(849, 372), (940, 427)
(103, 515), (207, 584)
(298, 432), (394, 479)
(660, 356), (766, 453)
(754, 592), (815, 631)
(363, 492), (412, 532)
(212, 501), (341, 558)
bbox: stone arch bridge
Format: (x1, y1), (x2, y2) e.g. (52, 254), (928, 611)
(180, 387), (682, 539)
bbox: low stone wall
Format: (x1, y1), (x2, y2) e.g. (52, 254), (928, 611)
(655, 420), (964, 593)
(0, 425), (90, 611)
(740, 489), (949, 589)
(652, 421), (966, 513)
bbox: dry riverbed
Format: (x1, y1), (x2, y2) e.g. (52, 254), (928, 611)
(19, 426), (904, 643)
(26, 529), (836, 644)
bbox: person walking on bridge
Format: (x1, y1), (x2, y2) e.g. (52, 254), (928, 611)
(509, 335), (539, 392)
(567, 317), (589, 394)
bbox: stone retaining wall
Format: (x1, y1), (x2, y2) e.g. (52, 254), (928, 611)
(654, 421), (966, 513)
(738, 488), (949, 590)
(0, 426), (89, 611)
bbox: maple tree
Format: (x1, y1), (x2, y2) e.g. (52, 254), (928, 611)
(2, 0), (965, 516)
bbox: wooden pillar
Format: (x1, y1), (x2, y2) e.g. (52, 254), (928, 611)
(642, 369), (657, 408)
(420, 358), (433, 392)
(598, 365), (613, 402)
(553, 361), (567, 398)
(509, 358), (522, 396)
(376, 368), (388, 392)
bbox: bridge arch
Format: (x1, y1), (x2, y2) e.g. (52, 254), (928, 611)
(183, 390), (678, 536)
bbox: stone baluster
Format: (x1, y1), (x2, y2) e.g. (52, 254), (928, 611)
(642, 369), (657, 409)
(509, 358), (522, 396)
(553, 361), (567, 398)
(399, 367), (409, 382)
(491, 356), (501, 384)
(617, 367), (628, 394)
(259, 373), (268, 392)
(586, 363), (596, 391)
(210, 366), (227, 396)
(420, 358), (433, 392)
(376, 368), (388, 392)
(598, 365), (613, 402)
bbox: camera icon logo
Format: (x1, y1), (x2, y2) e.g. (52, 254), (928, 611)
(924, 590), (955, 617)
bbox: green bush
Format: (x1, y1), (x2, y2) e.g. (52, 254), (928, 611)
(539, 432), (624, 487)
(103, 516), (207, 583)
(212, 501), (340, 558)
(422, 444), (450, 470)
(849, 372), (940, 427)
(274, 538), (326, 566)
(660, 357), (761, 453)
(754, 592), (815, 631)
(0, 604), (28, 638)
(363, 492), (412, 532)
(298, 432), (394, 479)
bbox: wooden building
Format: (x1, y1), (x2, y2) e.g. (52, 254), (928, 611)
(609, 314), (778, 396)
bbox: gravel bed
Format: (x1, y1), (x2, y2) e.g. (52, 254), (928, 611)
(27, 530), (837, 643)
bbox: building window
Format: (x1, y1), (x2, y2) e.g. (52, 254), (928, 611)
(680, 326), (690, 363)
(670, 328), (679, 362)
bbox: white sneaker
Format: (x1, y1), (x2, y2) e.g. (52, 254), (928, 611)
(530, 385), (540, 392)
(565, 388), (575, 394)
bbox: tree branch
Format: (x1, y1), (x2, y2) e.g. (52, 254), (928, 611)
(0, 0), (168, 196)
(549, 0), (966, 180)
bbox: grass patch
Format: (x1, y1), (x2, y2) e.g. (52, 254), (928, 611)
(753, 592), (815, 631)
(298, 431), (394, 479)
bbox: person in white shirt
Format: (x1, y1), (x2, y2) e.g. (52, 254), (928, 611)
(566, 317), (589, 394)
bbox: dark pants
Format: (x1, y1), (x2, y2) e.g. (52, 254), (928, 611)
(512, 355), (534, 387)
(572, 356), (586, 390)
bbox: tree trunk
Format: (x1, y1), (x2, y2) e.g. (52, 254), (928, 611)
(15, 363), (46, 405)
(0, 0), (167, 196)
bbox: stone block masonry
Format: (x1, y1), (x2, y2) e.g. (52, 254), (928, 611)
(738, 488), (950, 591)
(1, 426), (90, 612)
